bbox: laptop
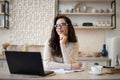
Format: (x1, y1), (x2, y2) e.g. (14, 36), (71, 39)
(5, 51), (54, 76)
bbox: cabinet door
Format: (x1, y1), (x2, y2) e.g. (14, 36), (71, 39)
(3, 61), (8, 68)
(0, 60), (8, 68)
(0, 61), (2, 68)
(87, 61), (107, 67)
(81, 61), (88, 68)
(81, 61), (109, 69)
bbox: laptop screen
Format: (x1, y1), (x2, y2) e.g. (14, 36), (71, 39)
(5, 51), (53, 76)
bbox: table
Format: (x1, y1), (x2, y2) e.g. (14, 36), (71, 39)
(0, 68), (120, 80)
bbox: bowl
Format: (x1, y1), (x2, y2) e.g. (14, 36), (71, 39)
(93, 52), (101, 57)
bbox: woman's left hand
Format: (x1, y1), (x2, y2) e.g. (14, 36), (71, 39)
(71, 62), (83, 70)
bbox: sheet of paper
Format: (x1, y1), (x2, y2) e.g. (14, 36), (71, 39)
(52, 69), (84, 74)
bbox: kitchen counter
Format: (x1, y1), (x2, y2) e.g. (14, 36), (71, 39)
(0, 56), (111, 68)
(77, 56), (111, 61)
(0, 55), (111, 61)
(0, 68), (120, 80)
(0, 55), (5, 60)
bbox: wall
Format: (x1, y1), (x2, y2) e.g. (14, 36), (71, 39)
(106, 0), (120, 59)
(0, 0), (120, 55)
(0, 0), (55, 45)
(106, 0), (120, 39)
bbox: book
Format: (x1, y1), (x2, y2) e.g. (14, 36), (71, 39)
(102, 68), (120, 74)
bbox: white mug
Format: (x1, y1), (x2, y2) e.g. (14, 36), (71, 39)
(92, 8), (98, 13)
(91, 66), (103, 73)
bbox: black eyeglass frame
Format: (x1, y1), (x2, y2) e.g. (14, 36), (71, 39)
(54, 23), (68, 28)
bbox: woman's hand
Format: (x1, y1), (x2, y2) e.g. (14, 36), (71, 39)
(59, 34), (68, 44)
(71, 62), (83, 70)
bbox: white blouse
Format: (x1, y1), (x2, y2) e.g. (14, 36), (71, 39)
(43, 40), (79, 70)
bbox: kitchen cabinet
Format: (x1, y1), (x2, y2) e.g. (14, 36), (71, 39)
(0, 60), (7, 68)
(77, 57), (111, 69)
(0, 0), (9, 29)
(0, 56), (7, 68)
(0, 56), (111, 69)
(56, 0), (116, 29)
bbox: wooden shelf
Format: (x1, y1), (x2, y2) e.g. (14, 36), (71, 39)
(59, 13), (114, 16)
(74, 26), (114, 29)
(57, 0), (116, 29)
(59, 0), (114, 2)
(77, 56), (111, 61)
(0, 0), (10, 1)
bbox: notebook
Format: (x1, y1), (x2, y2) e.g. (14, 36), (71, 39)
(5, 51), (54, 76)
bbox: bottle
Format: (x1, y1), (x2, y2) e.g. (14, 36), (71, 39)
(101, 44), (108, 56)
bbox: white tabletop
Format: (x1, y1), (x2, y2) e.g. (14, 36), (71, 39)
(0, 68), (120, 80)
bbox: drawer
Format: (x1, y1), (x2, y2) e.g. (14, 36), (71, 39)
(87, 61), (107, 67)
(81, 61), (108, 69)
(0, 61), (8, 68)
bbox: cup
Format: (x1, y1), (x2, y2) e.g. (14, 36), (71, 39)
(109, 9), (114, 13)
(91, 66), (103, 73)
(83, 6), (87, 12)
(93, 52), (101, 57)
(76, 8), (80, 13)
(70, 8), (74, 13)
(105, 21), (111, 27)
(92, 8), (98, 13)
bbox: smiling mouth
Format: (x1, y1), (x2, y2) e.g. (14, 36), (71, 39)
(58, 31), (63, 34)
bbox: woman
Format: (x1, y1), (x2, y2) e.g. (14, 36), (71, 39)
(43, 15), (82, 70)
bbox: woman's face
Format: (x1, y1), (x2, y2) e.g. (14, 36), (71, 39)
(55, 18), (68, 36)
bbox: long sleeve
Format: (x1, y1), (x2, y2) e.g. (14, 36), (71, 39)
(60, 42), (79, 63)
(43, 40), (79, 70)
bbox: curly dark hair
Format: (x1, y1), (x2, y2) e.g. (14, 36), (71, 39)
(49, 15), (77, 57)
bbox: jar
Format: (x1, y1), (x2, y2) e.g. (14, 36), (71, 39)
(76, 8), (80, 13)
(92, 8), (98, 13)
(23, 45), (29, 52)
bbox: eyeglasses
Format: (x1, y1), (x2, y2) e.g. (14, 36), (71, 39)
(54, 23), (68, 28)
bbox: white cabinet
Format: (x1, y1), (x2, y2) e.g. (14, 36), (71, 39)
(0, 56), (8, 68)
(0, 0), (9, 29)
(0, 60), (8, 68)
(56, 0), (116, 29)
(77, 57), (111, 69)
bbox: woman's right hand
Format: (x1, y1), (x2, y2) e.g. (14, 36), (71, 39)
(59, 34), (68, 44)
(71, 62), (82, 70)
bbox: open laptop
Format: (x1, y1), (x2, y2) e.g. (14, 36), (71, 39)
(5, 51), (54, 76)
